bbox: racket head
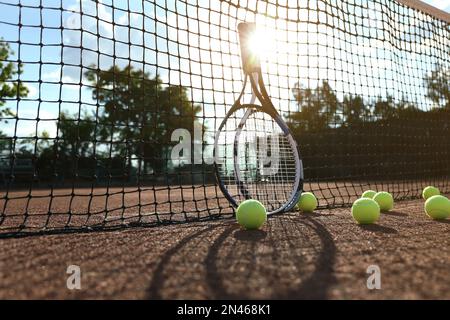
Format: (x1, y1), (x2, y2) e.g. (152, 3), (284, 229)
(214, 103), (303, 214)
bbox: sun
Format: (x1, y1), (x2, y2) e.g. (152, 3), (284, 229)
(247, 26), (277, 60)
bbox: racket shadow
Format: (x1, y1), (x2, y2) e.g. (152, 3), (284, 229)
(145, 223), (229, 299)
(233, 229), (267, 241)
(205, 214), (337, 299)
(145, 215), (336, 299)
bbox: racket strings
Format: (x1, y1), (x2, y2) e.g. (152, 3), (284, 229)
(237, 112), (297, 211)
(215, 108), (248, 203)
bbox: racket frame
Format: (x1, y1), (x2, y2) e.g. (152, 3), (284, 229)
(213, 22), (304, 214)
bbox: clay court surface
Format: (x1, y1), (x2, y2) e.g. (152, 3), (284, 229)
(1, 195), (449, 299)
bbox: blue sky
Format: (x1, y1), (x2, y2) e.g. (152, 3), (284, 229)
(423, 0), (450, 12)
(0, 0), (449, 147)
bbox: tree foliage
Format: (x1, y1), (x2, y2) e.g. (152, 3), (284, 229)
(2, 62), (449, 184)
(85, 65), (202, 173)
(426, 64), (450, 109)
(289, 81), (340, 132)
(0, 41), (28, 118)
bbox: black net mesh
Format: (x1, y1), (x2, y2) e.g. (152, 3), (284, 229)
(0, 0), (449, 236)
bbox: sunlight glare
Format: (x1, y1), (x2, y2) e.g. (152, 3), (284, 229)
(246, 26), (278, 61)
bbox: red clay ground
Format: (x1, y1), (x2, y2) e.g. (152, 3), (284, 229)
(1, 197), (449, 299)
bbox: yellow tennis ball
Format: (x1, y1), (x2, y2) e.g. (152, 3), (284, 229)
(422, 186), (440, 200)
(373, 191), (394, 212)
(424, 195), (450, 220)
(236, 199), (267, 230)
(351, 198), (380, 224)
(296, 192), (318, 212)
(362, 190), (377, 199)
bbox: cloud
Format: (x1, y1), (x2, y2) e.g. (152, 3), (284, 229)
(42, 68), (76, 84)
(1, 114), (57, 139)
(59, 0), (153, 82)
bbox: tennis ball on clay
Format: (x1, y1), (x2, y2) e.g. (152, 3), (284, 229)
(424, 195), (450, 220)
(373, 191), (394, 212)
(422, 186), (440, 200)
(351, 198), (380, 224)
(236, 199), (267, 230)
(362, 190), (377, 199)
(296, 192), (318, 212)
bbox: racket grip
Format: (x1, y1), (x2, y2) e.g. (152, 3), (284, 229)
(237, 22), (261, 74)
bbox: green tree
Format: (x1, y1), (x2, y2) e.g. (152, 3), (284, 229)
(0, 132), (10, 152)
(57, 112), (96, 158)
(36, 130), (51, 154)
(289, 81), (340, 132)
(426, 64), (450, 109)
(85, 65), (201, 174)
(373, 95), (396, 120)
(0, 40), (29, 118)
(342, 94), (368, 125)
(32, 114), (97, 180)
(0, 40), (29, 156)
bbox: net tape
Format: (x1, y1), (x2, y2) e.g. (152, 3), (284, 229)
(0, 0), (449, 235)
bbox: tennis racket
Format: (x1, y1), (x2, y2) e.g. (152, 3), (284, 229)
(214, 22), (303, 214)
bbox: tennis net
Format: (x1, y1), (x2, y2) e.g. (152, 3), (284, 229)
(0, 0), (449, 235)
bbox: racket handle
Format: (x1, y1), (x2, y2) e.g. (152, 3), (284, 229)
(237, 22), (261, 74)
